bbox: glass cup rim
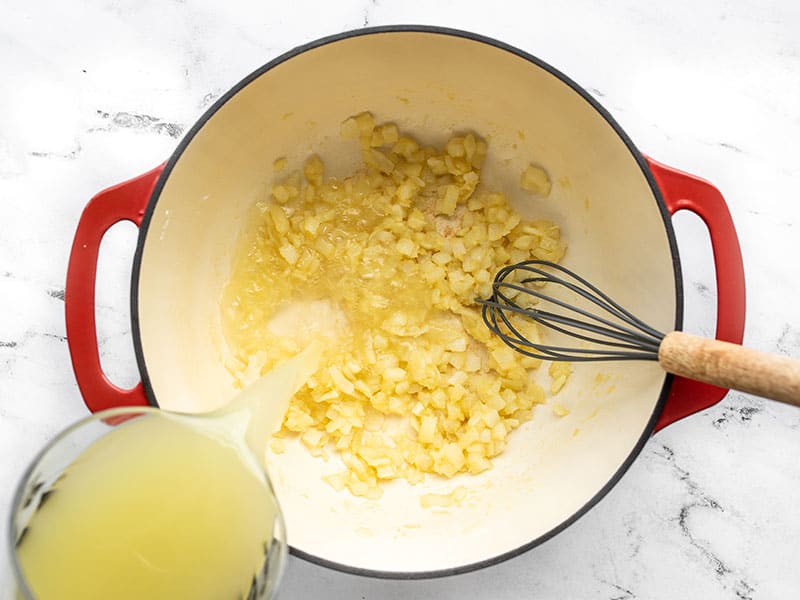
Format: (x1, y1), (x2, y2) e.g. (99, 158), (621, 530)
(6, 405), (287, 599)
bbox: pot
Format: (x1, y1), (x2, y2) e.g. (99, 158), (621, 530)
(65, 26), (745, 578)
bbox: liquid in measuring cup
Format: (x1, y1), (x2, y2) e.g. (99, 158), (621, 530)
(15, 414), (279, 599)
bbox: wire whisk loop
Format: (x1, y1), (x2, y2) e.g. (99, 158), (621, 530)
(475, 260), (666, 362)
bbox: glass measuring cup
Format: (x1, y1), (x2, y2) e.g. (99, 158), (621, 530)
(6, 406), (288, 600)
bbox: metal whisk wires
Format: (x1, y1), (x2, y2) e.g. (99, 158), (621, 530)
(476, 260), (666, 362)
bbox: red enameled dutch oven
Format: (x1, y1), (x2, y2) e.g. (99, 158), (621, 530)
(64, 26), (744, 578)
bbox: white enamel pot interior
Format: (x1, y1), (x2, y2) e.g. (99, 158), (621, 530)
(132, 27), (680, 577)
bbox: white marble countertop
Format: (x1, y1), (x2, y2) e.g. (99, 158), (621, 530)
(2, 1), (799, 598)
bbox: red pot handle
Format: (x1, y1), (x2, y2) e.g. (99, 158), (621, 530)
(65, 166), (164, 413)
(645, 157), (746, 431)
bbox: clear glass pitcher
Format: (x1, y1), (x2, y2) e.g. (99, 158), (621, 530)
(5, 406), (287, 600)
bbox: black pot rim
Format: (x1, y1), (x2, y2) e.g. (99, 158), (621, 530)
(130, 24), (684, 580)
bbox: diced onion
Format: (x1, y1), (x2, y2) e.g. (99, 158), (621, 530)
(221, 113), (568, 498)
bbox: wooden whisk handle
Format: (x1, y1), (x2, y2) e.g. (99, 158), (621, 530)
(659, 331), (800, 406)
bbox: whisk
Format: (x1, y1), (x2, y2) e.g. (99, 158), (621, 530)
(476, 260), (800, 406)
